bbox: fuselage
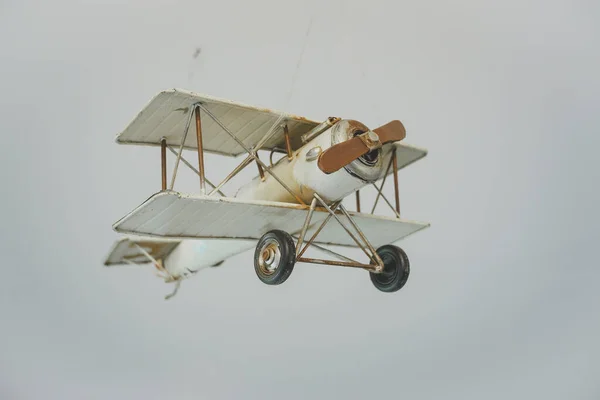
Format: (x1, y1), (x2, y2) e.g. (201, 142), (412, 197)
(235, 119), (387, 204)
(162, 119), (392, 278)
(163, 239), (256, 279)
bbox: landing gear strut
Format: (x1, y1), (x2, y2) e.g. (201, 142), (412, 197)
(252, 194), (411, 293)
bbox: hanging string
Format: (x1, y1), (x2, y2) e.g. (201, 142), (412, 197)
(284, 14), (314, 109)
(187, 47), (202, 89)
(258, 13), (315, 161)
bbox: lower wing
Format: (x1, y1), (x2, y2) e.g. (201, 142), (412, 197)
(112, 191), (429, 247)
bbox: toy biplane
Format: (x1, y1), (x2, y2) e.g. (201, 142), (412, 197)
(105, 89), (429, 298)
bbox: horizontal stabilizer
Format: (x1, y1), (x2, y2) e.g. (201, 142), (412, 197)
(104, 237), (180, 266)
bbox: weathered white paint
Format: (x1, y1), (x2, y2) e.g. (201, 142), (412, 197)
(103, 236), (180, 266)
(103, 236), (255, 281)
(163, 239), (256, 279)
(236, 128), (428, 204)
(110, 91), (429, 285)
(115, 89), (321, 156)
(236, 125), (369, 203)
(112, 191), (430, 248)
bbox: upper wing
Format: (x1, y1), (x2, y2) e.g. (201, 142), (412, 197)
(104, 236), (180, 266)
(112, 191), (429, 248)
(115, 89), (321, 157)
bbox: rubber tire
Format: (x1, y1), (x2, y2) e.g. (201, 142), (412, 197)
(370, 245), (410, 293)
(254, 230), (296, 285)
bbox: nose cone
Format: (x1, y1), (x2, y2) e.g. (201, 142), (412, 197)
(329, 120), (384, 182)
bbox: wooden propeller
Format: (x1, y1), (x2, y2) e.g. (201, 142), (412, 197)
(317, 120), (406, 174)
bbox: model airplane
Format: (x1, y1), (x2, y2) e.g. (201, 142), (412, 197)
(104, 89), (429, 298)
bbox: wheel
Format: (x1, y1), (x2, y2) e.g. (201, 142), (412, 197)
(370, 245), (410, 293)
(254, 230), (296, 285)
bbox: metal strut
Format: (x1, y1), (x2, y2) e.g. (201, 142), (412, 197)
(194, 106), (206, 194)
(161, 138), (167, 190)
(170, 103), (198, 190)
(294, 194), (384, 273)
(167, 104), (223, 196)
(199, 104), (307, 205)
(370, 150), (401, 218)
(166, 145), (226, 197)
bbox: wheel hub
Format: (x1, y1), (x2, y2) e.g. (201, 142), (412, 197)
(375, 254), (396, 283)
(258, 239), (281, 275)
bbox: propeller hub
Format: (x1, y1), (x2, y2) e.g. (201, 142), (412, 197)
(356, 130), (382, 150)
(329, 120), (383, 182)
(317, 118), (405, 178)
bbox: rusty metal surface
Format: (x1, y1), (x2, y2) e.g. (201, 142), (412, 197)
(256, 157), (265, 181)
(292, 234), (357, 264)
(295, 198), (317, 256)
(300, 116), (340, 144)
(255, 156), (307, 205)
(284, 124), (293, 160)
(161, 138), (167, 190)
(297, 257), (378, 271)
(295, 200), (342, 260)
(194, 106), (206, 194)
(392, 151), (400, 215)
(313, 194), (375, 262)
(169, 103), (196, 190)
(337, 203), (384, 272)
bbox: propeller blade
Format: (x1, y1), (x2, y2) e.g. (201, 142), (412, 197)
(373, 120), (406, 144)
(317, 136), (370, 174)
(317, 120), (406, 175)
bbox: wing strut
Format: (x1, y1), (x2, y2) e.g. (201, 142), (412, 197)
(170, 102), (196, 190)
(369, 153), (401, 218)
(166, 144), (226, 196)
(198, 104), (307, 205)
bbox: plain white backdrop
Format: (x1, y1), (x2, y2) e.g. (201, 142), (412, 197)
(1, 0), (599, 399)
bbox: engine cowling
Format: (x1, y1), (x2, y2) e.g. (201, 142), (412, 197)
(235, 119), (389, 204)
